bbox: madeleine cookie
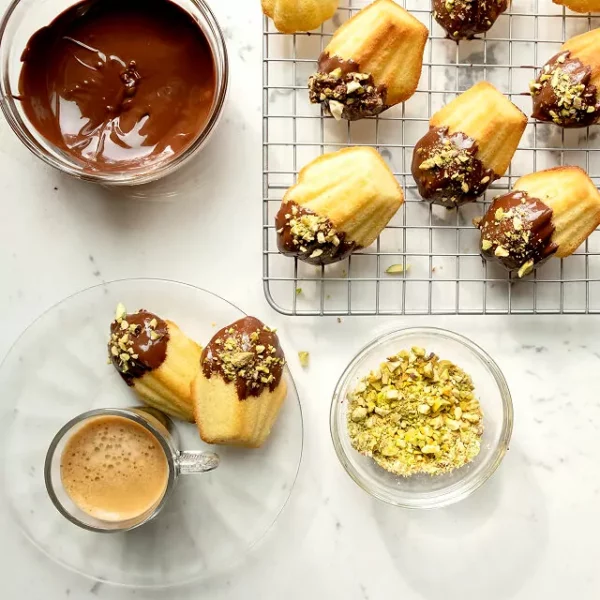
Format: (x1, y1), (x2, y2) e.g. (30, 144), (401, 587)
(262, 0), (338, 33)
(108, 305), (202, 422)
(308, 0), (428, 120)
(193, 317), (286, 448)
(275, 147), (404, 265)
(552, 0), (600, 12)
(412, 82), (527, 208)
(433, 0), (509, 40)
(477, 166), (600, 276)
(531, 29), (600, 127)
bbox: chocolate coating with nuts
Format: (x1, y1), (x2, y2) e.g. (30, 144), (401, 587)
(308, 54), (388, 121)
(433, 0), (508, 41)
(412, 126), (497, 208)
(201, 317), (285, 401)
(477, 191), (559, 276)
(531, 51), (600, 128)
(109, 309), (169, 385)
(275, 201), (359, 265)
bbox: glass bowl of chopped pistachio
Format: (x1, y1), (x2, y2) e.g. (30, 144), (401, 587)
(330, 327), (513, 509)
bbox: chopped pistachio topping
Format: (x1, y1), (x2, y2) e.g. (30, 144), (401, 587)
(283, 203), (341, 257)
(298, 351), (310, 368)
(347, 347), (484, 477)
(211, 327), (285, 391)
(530, 51), (599, 125)
(415, 131), (490, 205)
(518, 259), (535, 278)
(386, 264), (410, 275)
(115, 302), (127, 321)
(479, 192), (549, 273)
(107, 304), (164, 374)
(308, 69), (385, 119)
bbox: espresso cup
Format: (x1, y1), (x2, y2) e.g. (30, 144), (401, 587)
(44, 407), (219, 533)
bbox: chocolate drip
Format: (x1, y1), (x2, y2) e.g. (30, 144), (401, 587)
(275, 200), (359, 265)
(308, 54), (388, 121)
(433, 0), (508, 40)
(531, 50), (600, 128)
(18, 0), (216, 171)
(477, 191), (558, 275)
(412, 126), (497, 208)
(201, 317), (285, 401)
(109, 310), (169, 385)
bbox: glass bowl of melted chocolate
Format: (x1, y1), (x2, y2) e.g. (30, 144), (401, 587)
(0, 0), (228, 184)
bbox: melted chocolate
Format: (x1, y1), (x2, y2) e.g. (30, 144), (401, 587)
(308, 54), (388, 121)
(433, 0), (509, 40)
(201, 317), (285, 401)
(478, 191), (559, 275)
(18, 0), (216, 172)
(275, 200), (359, 265)
(531, 50), (600, 128)
(412, 126), (497, 208)
(109, 310), (169, 385)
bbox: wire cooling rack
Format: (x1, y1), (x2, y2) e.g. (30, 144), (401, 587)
(262, 0), (600, 315)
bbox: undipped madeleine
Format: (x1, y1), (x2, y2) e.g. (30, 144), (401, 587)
(262, 0), (338, 33)
(552, 0), (600, 13)
(308, 0), (428, 120)
(478, 166), (600, 276)
(412, 82), (527, 208)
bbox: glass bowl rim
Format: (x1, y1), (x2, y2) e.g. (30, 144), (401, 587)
(44, 407), (180, 534)
(0, 277), (304, 588)
(330, 326), (514, 510)
(0, 0), (229, 186)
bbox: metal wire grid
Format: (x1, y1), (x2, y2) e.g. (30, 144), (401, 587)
(262, 1), (600, 316)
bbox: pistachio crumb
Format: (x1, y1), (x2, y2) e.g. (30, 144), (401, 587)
(347, 349), (483, 477)
(298, 351), (310, 368)
(386, 264), (410, 275)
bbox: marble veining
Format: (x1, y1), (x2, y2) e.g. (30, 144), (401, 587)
(1, 1), (600, 599)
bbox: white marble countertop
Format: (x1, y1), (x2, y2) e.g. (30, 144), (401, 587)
(2, 1), (600, 599)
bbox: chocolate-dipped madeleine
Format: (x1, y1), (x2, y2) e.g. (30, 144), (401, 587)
(308, 0), (428, 121)
(262, 0), (338, 33)
(552, 0), (600, 13)
(531, 29), (600, 127)
(275, 147), (404, 265)
(478, 166), (600, 277)
(108, 305), (202, 421)
(433, 0), (509, 41)
(192, 317), (287, 448)
(412, 82), (527, 208)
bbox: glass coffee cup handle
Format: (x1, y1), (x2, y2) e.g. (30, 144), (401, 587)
(177, 451), (220, 475)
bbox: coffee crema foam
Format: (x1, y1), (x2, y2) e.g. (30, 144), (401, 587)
(60, 415), (169, 522)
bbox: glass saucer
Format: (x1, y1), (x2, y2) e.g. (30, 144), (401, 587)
(0, 279), (303, 587)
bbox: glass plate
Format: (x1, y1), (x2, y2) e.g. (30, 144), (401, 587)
(0, 279), (303, 587)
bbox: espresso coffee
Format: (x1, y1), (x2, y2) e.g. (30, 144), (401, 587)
(60, 415), (169, 522)
(18, 0), (216, 172)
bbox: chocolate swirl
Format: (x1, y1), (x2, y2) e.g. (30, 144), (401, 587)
(412, 126), (497, 208)
(201, 317), (285, 401)
(18, 0), (216, 172)
(308, 54), (388, 121)
(477, 191), (559, 276)
(531, 51), (600, 128)
(109, 310), (169, 385)
(433, 0), (508, 40)
(275, 200), (359, 265)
